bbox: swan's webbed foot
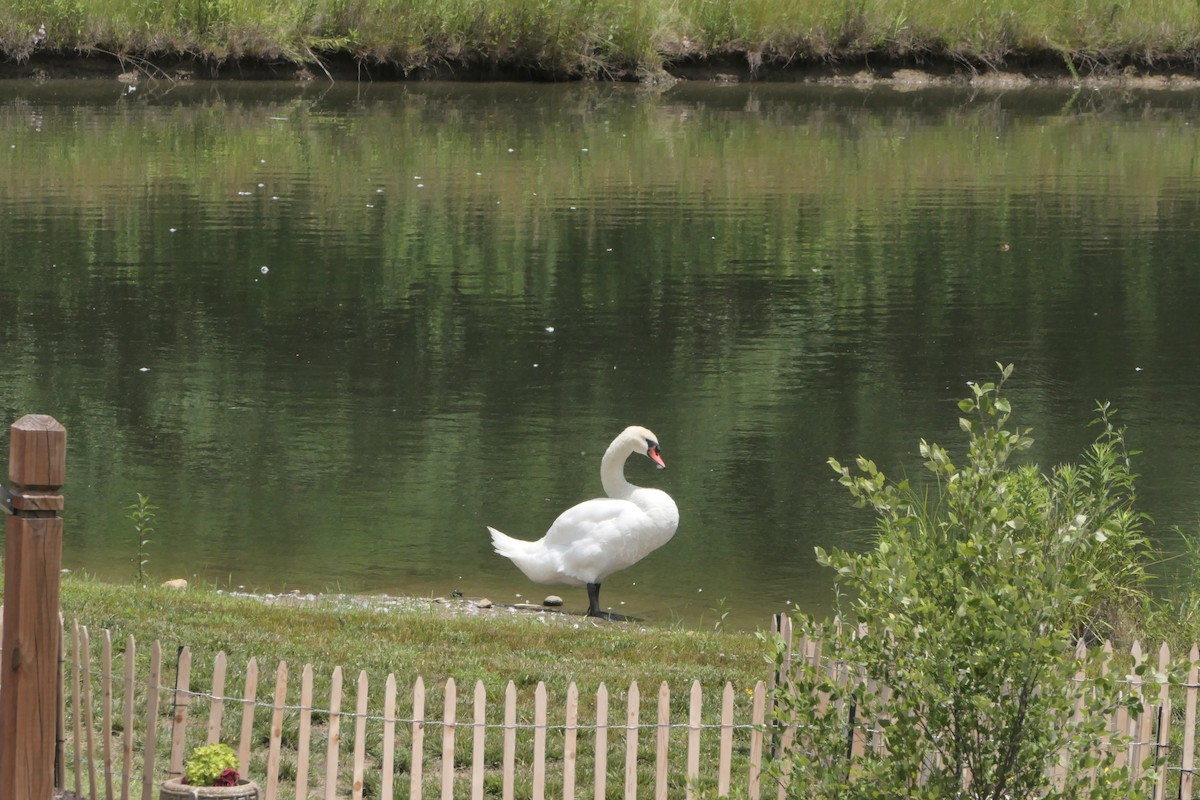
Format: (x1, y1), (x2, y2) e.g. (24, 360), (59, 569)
(585, 582), (605, 618)
(584, 583), (630, 621)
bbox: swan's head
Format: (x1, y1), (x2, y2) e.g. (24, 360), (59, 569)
(622, 425), (666, 469)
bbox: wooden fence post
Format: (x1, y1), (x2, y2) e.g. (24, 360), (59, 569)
(0, 414), (67, 800)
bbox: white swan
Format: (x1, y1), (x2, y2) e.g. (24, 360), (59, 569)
(488, 425), (680, 618)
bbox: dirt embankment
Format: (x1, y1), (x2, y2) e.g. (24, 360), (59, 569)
(4, 48), (1200, 88)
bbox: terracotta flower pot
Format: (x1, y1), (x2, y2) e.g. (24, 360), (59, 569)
(159, 777), (260, 800)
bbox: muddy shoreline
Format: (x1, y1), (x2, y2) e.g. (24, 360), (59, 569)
(4, 49), (1200, 88)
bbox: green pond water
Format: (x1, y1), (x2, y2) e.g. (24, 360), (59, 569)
(2, 80), (1199, 630)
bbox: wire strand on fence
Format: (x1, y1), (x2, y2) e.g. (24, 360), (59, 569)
(70, 660), (761, 734)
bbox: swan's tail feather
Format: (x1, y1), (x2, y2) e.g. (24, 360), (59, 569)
(488, 526), (560, 585)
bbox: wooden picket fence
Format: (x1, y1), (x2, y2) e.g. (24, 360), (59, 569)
(41, 613), (1200, 800)
(771, 614), (1200, 799)
(56, 619), (774, 800)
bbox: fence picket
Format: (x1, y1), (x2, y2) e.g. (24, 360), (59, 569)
(239, 657), (259, 778)
(748, 681), (765, 800)
(534, 682), (548, 800)
(71, 622), (82, 796)
(502, 681), (516, 800)
(325, 666), (343, 800)
(353, 671), (369, 800)
(297, 664), (315, 800)
(141, 640), (161, 800)
(80, 626), (96, 800)
(266, 661), (288, 799)
(595, 684), (609, 800)
(718, 682), (734, 797)
(410, 676), (425, 800)
(625, 681), (640, 800)
(1105, 642), (1126, 772)
(101, 630), (114, 800)
(382, 674), (397, 800)
(655, 682), (669, 799)
(207, 651), (227, 745)
(686, 681), (701, 800)
(1181, 646), (1199, 800)
(1130, 641), (1150, 785)
(441, 677), (456, 800)
(57, 616), (67, 797)
(471, 681), (486, 800)
(564, 682), (579, 800)
(167, 645), (191, 778)
(1154, 642), (1171, 800)
(119, 636), (135, 800)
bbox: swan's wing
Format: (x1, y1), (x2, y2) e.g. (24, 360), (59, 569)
(540, 498), (644, 548)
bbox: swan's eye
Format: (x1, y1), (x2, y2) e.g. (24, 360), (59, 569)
(648, 441), (660, 454)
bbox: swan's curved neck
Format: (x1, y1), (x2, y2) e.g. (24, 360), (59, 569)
(600, 439), (638, 499)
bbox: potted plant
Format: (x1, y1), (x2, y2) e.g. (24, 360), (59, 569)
(159, 743), (259, 799)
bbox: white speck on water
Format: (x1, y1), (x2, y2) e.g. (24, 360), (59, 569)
(581, 148), (589, 152)
(237, 191), (253, 196)
(376, 188), (384, 193)
(533, 363), (539, 368)
(1135, 366), (1144, 372)
(139, 367), (150, 372)
(269, 117), (288, 121)
(508, 148), (515, 152)
(545, 326), (555, 333)
(570, 206), (577, 210)
(476, 172), (482, 176)
(260, 266), (269, 274)
(414, 176), (422, 180)
(416, 184), (424, 188)
(260, 159), (267, 164)
(169, 228), (176, 233)
(697, 588), (703, 592)
(515, 594), (522, 599)
(271, 196), (280, 201)
(257, 183), (265, 188)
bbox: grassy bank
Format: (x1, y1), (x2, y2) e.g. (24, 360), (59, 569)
(3, 0), (1200, 80)
(57, 574), (766, 690)
(54, 574), (769, 796)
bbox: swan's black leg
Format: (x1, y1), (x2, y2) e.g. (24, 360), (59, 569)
(586, 583), (604, 617)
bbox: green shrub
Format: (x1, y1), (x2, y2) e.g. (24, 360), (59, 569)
(184, 743), (240, 787)
(768, 363), (1162, 800)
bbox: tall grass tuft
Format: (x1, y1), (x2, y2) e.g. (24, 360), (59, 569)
(5, 0), (1200, 77)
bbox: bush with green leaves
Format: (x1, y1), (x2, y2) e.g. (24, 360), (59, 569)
(184, 742), (240, 786)
(767, 364), (1163, 800)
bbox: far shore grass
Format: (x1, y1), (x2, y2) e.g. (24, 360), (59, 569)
(3, 0), (1200, 81)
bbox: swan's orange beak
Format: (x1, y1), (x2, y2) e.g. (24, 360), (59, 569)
(648, 446), (666, 469)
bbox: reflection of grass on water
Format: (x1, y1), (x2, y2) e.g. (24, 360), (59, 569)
(4, 0), (1200, 78)
(57, 575), (767, 797)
